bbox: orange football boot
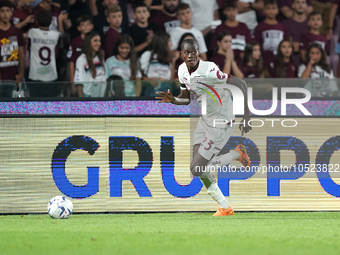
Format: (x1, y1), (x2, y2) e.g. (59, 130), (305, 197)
(212, 206), (234, 216)
(234, 144), (250, 168)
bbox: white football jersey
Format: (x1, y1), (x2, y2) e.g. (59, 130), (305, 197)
(178, 60), (234, 128)
(28, 28), (60, 81)
(75, 54), (107, 97)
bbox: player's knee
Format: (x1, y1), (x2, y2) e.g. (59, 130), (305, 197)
(190, 164), (203, 176)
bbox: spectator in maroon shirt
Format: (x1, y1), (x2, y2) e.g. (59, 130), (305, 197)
(210, 30), (243, 78)
(12, 0), (35, 33)
(282, 0), (309, 66)
(0, 0), (25, 97)
(149, 0), (181, 34)
(104, 5), (122, 59)
(239, 41), (269, 78)
(299, 11), (329, 62)
(310, 0), (333, 36)
(211, 0), (251, 62)
(67, 15), (93, 95)
(253, 0), (290, 70)
(277, 0), (313, 21)
(268, 39), (297, 77)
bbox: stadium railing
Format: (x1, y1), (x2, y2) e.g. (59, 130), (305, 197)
(0, 78), (339, 99)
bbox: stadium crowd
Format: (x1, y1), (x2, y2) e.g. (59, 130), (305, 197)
(0, 0), (339, 97)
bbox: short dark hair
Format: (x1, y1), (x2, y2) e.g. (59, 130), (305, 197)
(76, 15), (93, 27)
(36, 9), (52, 27)
(223, 0), (237, 9)
(133, 2), (149, 12)
(181, 38), (199, 51)
(264, 0), (277, 7)
(177, 3), (190, 12)
(0, 0), (14, 10)
(308, 11), (322, 20)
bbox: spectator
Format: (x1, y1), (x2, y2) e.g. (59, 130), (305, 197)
(253, 0), (290, 70)
(268, 39), (297, 77)
(104, 5), (122, 59)
(27, 9), (61, 97)
(74, 31), (107, 97)
(310, 0), (333, 36)
(277, 0), (313, 21)
(129, 2), (158, 56)
(32, 0), (69, 33)
(239, 41), (269, 78)
(181, 0), (220, 38)
(236, 0), (264, 31)
(68, 0), (92, 40)
(210, 30), (243, 78)
(106, 34), (142, 96)
(211, 0), (251, 62)
(67, 15), (93, 94)
(281, 0), (310, 66)
(90, 0), (129, 40)
(149, 0), (181, 34)
(299, 42), (338, 96)
(140, 31), (176, 96)
(300, 11), (329, 62)
(12, 0), (35, 33)
(170, 3), (207, 60)
(0, 0), (25, 98)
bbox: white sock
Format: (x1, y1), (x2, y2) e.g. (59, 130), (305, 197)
(207, 183), (230, 209)
(200, 172), (230, 209)
(207, 150), (240, 169)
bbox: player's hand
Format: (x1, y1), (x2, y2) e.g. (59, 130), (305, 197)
(156, 89), (174, 103)
(239, 114), (252, 136)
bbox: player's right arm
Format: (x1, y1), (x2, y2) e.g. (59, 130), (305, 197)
(156, 85), (190, 105)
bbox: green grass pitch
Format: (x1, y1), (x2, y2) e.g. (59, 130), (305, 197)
(1, 212), (340, 255)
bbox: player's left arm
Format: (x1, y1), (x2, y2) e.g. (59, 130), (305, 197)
(227, 75), (251, 135)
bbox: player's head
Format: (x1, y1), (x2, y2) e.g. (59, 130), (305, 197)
(0, 0), (13, 23)
(223, 0), (238, 21)
(106, 5), (123, 29)
(176, 32), (195, 51)
(263, 0), (278, 19)
(36, 9), (52, 28)
(308, 11), (322, 30)
(180, 38), (199, 70)
(177, 3), (192, 25)
(77, 15), (93, 34)
(133, 2), (150, 24)
(292, 0), (308, 15)
(162, 0), (179, 14)
(217, 30), (232, 53)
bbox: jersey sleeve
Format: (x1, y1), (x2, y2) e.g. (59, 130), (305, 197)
(74, 56), (86, 82)
(195, 62), (229, 85)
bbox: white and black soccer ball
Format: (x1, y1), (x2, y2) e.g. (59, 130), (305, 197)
(48, 196), (73, 219)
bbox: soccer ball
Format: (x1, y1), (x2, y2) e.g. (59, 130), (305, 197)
(48, 196), (73, 219)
